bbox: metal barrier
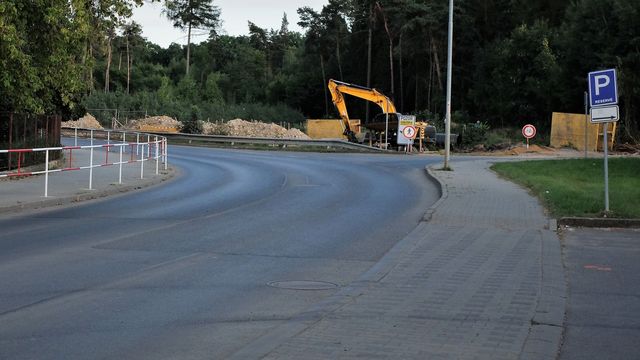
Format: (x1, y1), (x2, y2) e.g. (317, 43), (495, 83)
(0, 128), (168, 198)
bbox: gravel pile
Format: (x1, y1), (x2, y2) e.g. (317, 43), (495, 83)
(61, 114), (104, 129)
(127, 116), (183, 130)
(202, 119), (310, 139)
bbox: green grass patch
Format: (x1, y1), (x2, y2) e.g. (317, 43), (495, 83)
(491, 158), (640, 218)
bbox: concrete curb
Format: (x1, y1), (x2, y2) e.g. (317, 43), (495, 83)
(0, 167), (176, 215)
(423, 166), (449, 221)
(558, 217), (640, 228)
(520, 230), (567, 360)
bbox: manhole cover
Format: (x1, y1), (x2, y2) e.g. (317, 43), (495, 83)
(267, 280), (338, 290)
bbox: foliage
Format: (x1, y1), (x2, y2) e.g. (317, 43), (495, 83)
(3, 0), (639, 143)
(163, 0), (220, 75)
(492, 158), (640, 218)
(459, 121), (490, 148)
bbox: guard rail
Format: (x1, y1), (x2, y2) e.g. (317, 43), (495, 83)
(1, 128), (168, 198)
(153, 132), (387, 152)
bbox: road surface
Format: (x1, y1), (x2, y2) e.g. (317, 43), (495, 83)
(0, 146), (440, 359)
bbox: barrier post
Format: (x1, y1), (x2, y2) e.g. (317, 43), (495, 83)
(136, 133), (140, 155)
(155, 136), (159, 175)
(89, 145), (94, 190)
(74, 127), (78, 146)
(140, 139), (144, 179)
(90, 129), (94, 146)
(107, 131), (111, 151)
(118, 144), (123, 184)
(164, 138), (168, 170)
(44, 149), (49, 197)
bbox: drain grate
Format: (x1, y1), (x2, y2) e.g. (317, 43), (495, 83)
(267, 280), (338, 290)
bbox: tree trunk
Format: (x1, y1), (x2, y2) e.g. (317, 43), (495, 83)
(105, 37), (112, 93)
(88, 45), (94, 94)
(126, 39), (130, 94)
(415, 70), (419, 111)
(399, 33), (404, 112)
(365, 6), (373, 123)
(320, 55), (329, 117)
(186, 21), (192, 75)
(336, 38), (344, 81)
(431, 35), (443, 91)
(427, 43), (433, 112)
(118, 51), (122, 71)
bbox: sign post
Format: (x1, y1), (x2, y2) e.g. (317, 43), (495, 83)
(522, 124), (536, 149)
(397, 115), (416, 152)
(588, 68), (619, 213)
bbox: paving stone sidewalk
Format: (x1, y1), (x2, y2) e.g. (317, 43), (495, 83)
(232, 158), (566, 359)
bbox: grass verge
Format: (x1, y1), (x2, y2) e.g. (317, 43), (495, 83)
(491, 158), (640, 218)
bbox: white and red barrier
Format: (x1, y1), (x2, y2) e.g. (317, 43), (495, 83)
(0, 129), (168, 198)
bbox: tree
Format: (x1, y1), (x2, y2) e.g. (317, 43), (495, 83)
(122, 21), (143, 94)
(163, 0), (220, 76)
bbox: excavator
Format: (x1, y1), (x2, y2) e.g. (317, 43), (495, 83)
(328, 79), (433, 147)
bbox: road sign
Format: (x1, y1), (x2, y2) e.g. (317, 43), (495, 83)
(590, 105), (619, 123)
(522, 124), (536, 139)
(402, 126), (417, 139)
(397, 115), (416, 145)
(588, 69), (618, 107)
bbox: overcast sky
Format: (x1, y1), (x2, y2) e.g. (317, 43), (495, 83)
(132, 0), (328, 48)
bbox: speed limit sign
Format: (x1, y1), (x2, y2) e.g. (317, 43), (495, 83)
(522, 124), (536, 139)
(402, 125), (417, 139)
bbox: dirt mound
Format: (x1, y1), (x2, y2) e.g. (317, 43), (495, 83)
(467, 143), (559, 156)
(61, 113), (103, 129)
(127, 116), (183, 131)
(202, 119), (310, 139)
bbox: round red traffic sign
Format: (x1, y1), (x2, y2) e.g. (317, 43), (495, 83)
(402, 126), (417, 139)
(522, 124), (536, 139)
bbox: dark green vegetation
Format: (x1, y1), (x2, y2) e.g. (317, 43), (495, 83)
(492, 158), (640, 218)
(1, 0), (639, 141)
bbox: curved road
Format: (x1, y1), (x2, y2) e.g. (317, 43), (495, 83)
(0, 146), (440, 359)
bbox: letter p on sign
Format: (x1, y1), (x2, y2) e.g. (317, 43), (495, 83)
(593, 75), (610, 96)
(588, 69), (618, 107)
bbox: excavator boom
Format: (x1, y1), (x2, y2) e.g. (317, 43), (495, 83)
(328, 79), (398, 143)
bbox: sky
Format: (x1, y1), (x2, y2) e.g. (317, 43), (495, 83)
(132, 0), (328, 48)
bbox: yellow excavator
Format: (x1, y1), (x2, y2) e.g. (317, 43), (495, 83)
(328, 79), (432, 146)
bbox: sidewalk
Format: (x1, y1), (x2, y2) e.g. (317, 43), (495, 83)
(231, 158), (566, 359)
(0, 138), (174, 214)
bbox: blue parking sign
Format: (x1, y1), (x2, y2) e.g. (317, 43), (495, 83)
(588, 69), (618, 107)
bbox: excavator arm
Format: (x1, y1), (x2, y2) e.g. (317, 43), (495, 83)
(328, 79), (397, 143)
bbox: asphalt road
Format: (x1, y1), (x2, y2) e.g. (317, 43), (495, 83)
(559, 227), (640, 360)
(0, 146), (440, 359)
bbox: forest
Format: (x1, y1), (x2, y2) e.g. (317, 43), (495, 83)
(1, 0), (639, 142)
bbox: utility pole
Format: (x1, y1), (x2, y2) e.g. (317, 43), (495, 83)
(444, 0), (454, 168)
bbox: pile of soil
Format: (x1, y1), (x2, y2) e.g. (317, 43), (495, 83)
(61, 113), (104, 129)
(467, 143), (558, 156)
(202, 119), (310, 139)
(127, 116), (183, 130)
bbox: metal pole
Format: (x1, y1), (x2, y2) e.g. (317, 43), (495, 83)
(44, 150), (49, 197)
(118, 144), (123, 184)
(603, 122), (610, 212)
(385, 98), (389, 149)
(89, 146), (94, 190)
(584, 91), (588, 158)
(164, 139), (168, 170)
(140, 140), (145, 179)
(155, 136), (159, 175)
(74, 127), (78, 146)
(444, 0), (454, 168)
